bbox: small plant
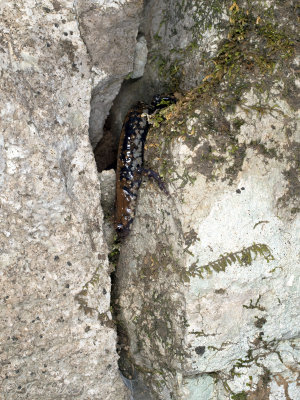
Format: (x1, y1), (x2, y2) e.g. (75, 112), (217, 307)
(189, 243), (274, 279)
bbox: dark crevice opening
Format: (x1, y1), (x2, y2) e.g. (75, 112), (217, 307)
(93, 78), (164, 173)
(93, 115), (119, 172)
(92, 45), (172, 173)
(92, 78), (144, 173)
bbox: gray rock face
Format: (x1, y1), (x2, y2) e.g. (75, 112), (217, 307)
(142, 0), (228, 91)
(0, 1), (128, 399)
(118, 84), (300, 400)
(114, 1), (300, 399)
(131, 36), (148, 79)
(76, 0), (144, 148)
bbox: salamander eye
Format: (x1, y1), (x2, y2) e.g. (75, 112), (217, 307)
(116, 224), (124, 232)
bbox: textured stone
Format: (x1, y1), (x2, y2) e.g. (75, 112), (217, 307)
(96, 0), (229, 170)
(99, 170), (116, 248)
(0, 1), (128, 399)
(131, 36), (148, 79)
(118, 88), (300, 400)
(76, 0), (144, 148)
(1, 0), (299, 399)
(114, 1), (300, 399)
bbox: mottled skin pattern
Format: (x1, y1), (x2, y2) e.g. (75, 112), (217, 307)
(115, 95), (176, 237)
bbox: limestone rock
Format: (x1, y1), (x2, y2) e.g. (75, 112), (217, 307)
(76, 0), (145, 148)
(99, 170), (116, 248)
(115, 1), (300, 399)
(131, 36), (148, 79)
(1, 0), (299, 399)
(0, 1), (128, 399)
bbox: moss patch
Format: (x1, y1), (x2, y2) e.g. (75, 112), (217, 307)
(188, 243), (274, 279)
(146, 1), (296, 187)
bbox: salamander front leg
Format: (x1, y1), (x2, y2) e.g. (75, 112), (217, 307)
(141, 168), (169, 195)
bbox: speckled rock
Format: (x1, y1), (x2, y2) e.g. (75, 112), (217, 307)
(98, 170), (116, 248)
(0, 1), (128, 399)
(115, 1), (300, 399)
(77, 0), (144, 148)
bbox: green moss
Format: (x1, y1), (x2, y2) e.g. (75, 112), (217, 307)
(147, 102), (177, 128)
(146, 2), (296, 189)
(124, 72), (132, 80)
(188, 243), (274, 279)
(228, 144), (240, 154)
(205, 3), (294, 85)
(232, 117), (245, 130)
(243, 294), (266, 311)
(108, 235), (121, 269)
(154, 1), (294, 105)
(231, 392), (247, 400)
(224, 344), (275, 398)
(258, 21), (294, 58)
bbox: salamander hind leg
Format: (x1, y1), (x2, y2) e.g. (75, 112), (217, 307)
(141, 168), (169, 195)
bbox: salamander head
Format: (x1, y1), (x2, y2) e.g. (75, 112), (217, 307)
(116, 223), (130, 238)
(150, 94), (177, 111)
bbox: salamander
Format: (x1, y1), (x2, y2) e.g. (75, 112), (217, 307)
(115, 94), (176, 237)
